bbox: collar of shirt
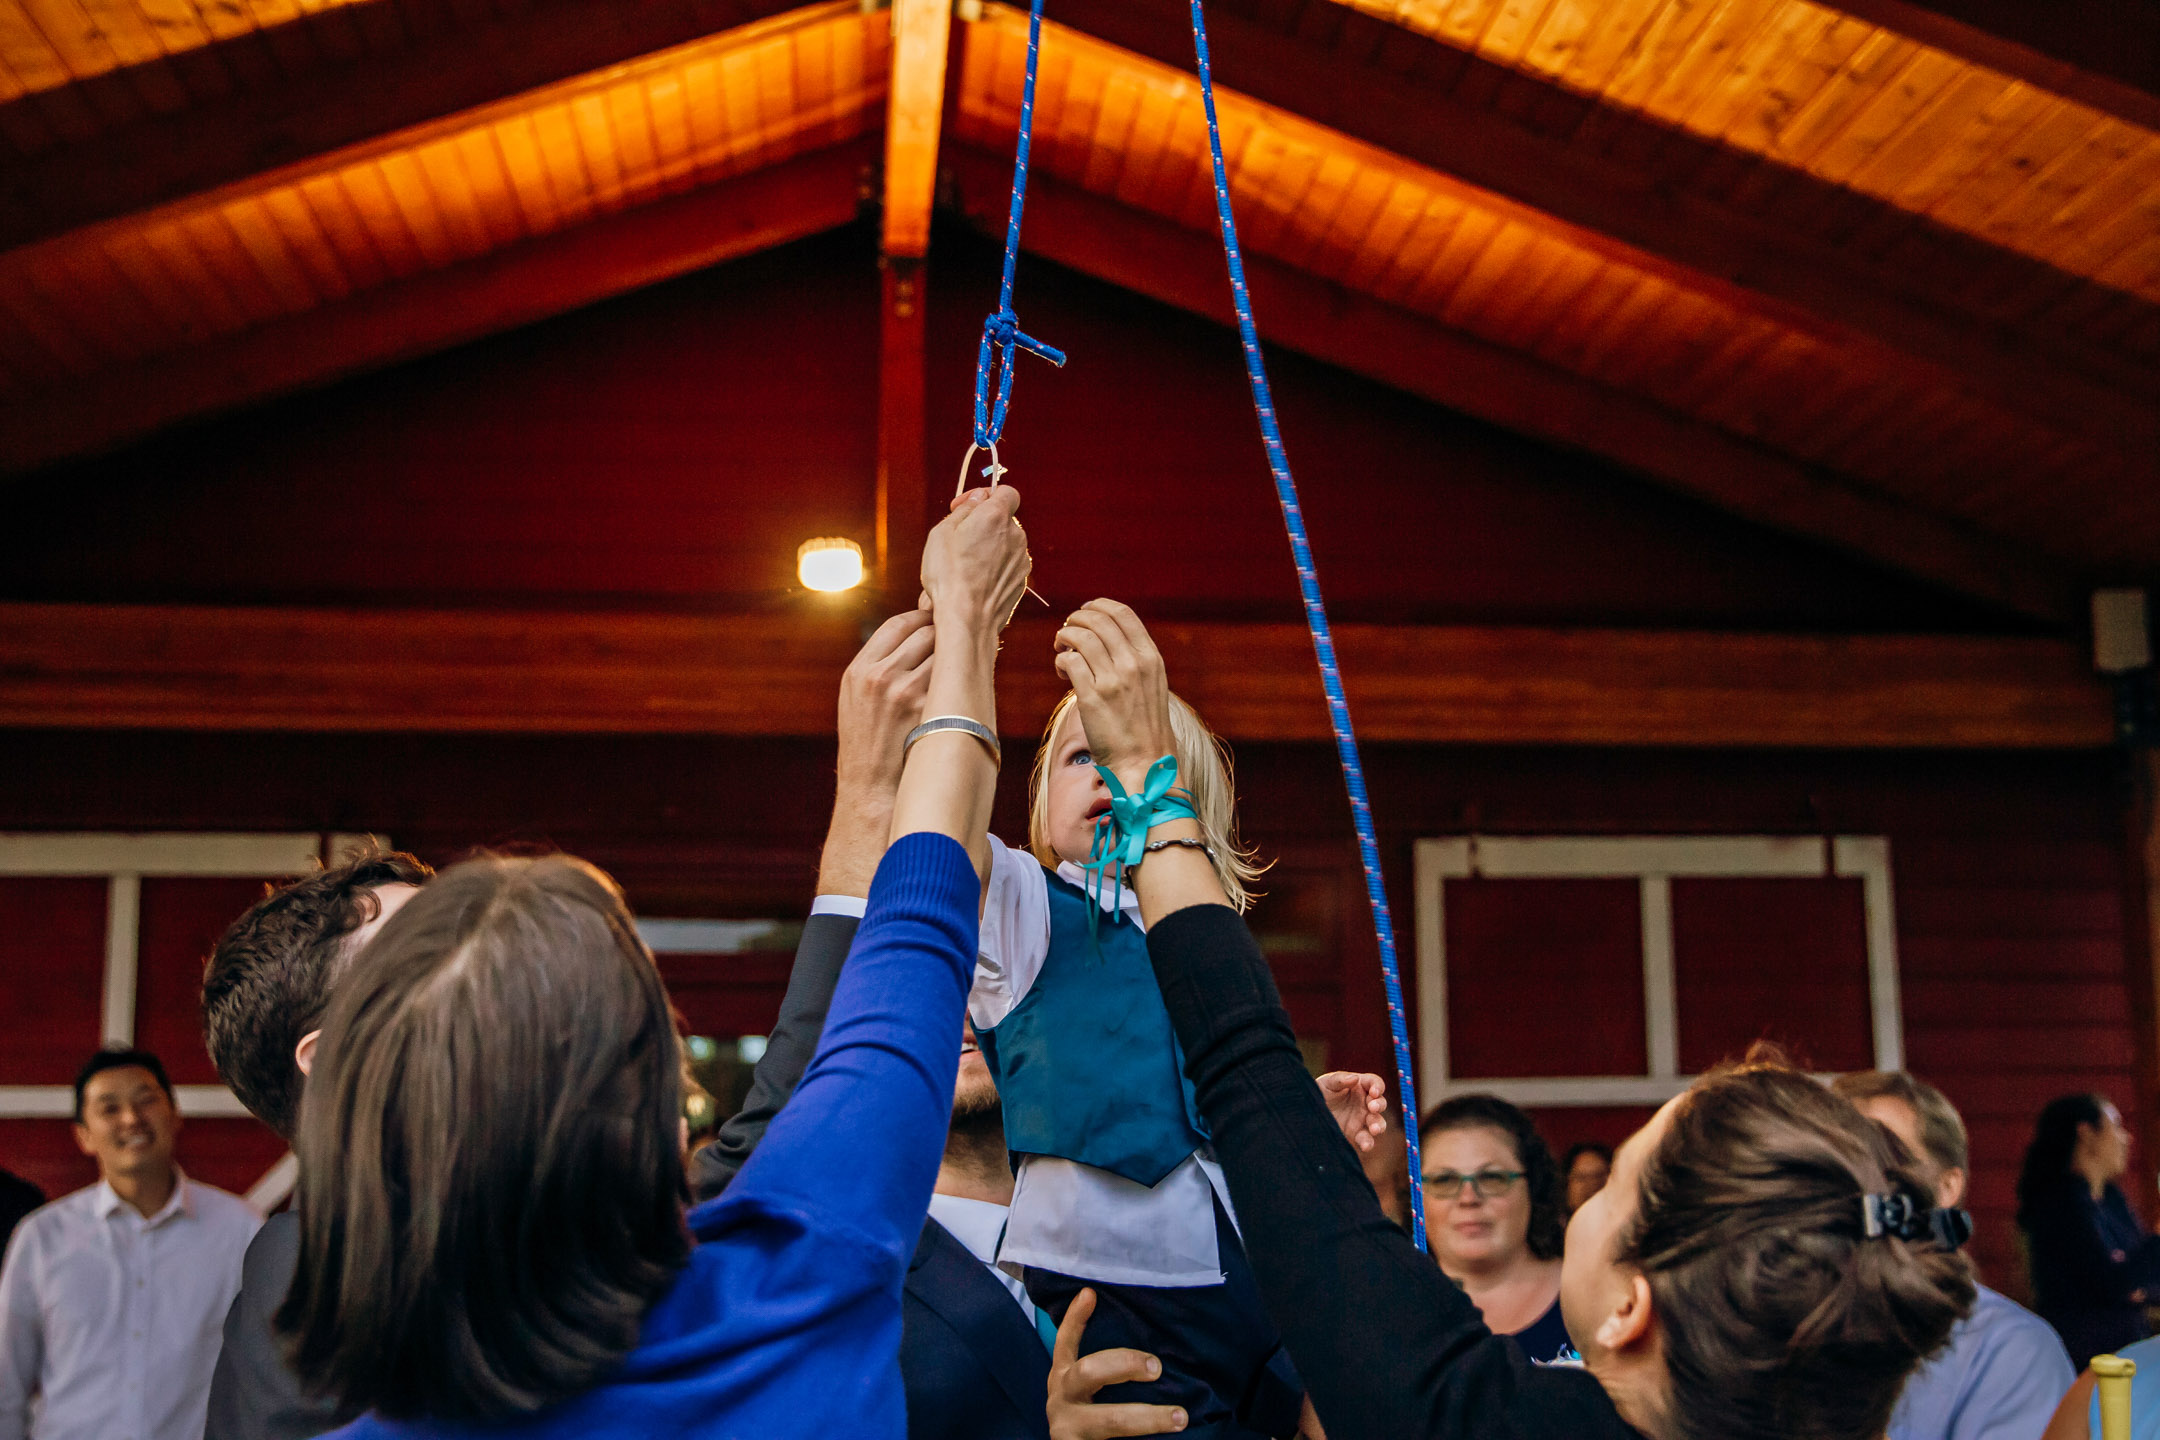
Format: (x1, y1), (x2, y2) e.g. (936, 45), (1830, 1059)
(93, 1168), (193, 1228)
(1052, 861), (1146, 922)
(926, 1193), (1012, 1268)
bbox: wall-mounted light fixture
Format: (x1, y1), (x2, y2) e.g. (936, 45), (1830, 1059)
(797, 537), (865, 593)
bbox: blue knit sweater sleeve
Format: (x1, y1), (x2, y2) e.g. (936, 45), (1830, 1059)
(696, 830), (976, 1253)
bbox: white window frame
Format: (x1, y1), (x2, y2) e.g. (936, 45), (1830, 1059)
(0, 832), (376, 1209)
(1414, 835), (1902, 1107)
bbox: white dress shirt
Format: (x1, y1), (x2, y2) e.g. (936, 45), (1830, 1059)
(971, 836), (1239, 1288)
(924, 1193), (1037, 1323)
(0, 1172), (260, 1440)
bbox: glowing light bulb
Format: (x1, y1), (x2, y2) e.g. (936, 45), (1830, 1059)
(797, 537), (864, 593)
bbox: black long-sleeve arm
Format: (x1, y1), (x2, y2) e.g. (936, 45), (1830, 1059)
(1145, 904), (1637, 1440)
(690, 911), (861, 1202)
(2027, 1182), (2160, 1310)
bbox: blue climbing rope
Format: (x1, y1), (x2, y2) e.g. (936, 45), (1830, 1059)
(969, 0), (1064, 453)
(969, 0), (1429, 1252)
(1185, 0), (1429, 1252)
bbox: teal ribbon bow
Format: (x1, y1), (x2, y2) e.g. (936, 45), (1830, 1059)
(1080, 755), (1197, 926)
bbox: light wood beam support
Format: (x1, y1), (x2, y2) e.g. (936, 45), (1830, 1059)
(0, 604), (2113, 748)
(946, 147), (2077, 624)
(877, 257), (931, 592)
(1040, 0), (2158, 456)
(881, 0), (954, 258)
(0, 139), (876, 476)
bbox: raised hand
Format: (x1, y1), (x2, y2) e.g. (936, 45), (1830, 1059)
(1046, 1289), (1187, 1439)
(1053, 599), (1175, 792)
(818, 609), (935, 898)
(1315, 1072), (1389, 1155)
(920, 485), (1031, 631)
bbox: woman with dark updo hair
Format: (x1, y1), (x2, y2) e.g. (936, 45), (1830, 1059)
(2018, 1092), (2160, 1368)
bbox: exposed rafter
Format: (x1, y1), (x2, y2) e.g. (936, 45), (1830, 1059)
(881, 0), (955, 257)
(947, 145), (2076, 622)
(0, 140), (875, 475)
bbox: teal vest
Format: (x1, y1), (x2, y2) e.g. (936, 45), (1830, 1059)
(977, 869), (1209, 1188)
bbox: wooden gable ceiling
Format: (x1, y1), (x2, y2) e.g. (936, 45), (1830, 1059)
(0, 0), (2153, 623)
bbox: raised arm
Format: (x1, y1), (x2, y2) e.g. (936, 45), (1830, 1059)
(699, 487), (1028, 1254)
(692, 609), (934, 1200)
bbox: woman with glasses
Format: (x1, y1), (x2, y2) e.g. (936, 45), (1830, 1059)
(1420, 1096), (1572, 1364)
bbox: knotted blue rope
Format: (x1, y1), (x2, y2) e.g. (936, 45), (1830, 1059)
(1187, 0), (1428, 1252)
(970, 0), (1065, 453)
(1080, 756), (1197, 925)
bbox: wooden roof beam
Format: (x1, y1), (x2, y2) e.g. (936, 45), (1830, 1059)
(1819, 0), (2160, 131)
(1042, 0), (2159, 459)
(880, 0), (955, 258)
(0, 0), (804, 252)
(945, 146), (2078, 624)
(0, 603), (2110, 748)
(0, 138), (876, 476)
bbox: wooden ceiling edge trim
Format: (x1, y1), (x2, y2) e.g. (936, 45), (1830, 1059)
(942, 147), (2079, 626)
(1817, 0), (2160, 132)
(0, 604), (2112, 748)
(0, 138), (877, 477)
(0, 0), (819, 252)
(1026, 2), (2160, 451)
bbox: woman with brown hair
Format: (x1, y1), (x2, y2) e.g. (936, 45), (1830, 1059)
(1419, 1095), (1570, 1364)
(278, 484), (1033, 1439)
(1041, 599), (1977, 1440)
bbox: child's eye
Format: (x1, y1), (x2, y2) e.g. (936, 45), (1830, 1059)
(1068, 749), (1092, 767)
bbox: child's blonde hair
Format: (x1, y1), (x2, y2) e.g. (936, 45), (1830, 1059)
(1026, 691), (1266, 913)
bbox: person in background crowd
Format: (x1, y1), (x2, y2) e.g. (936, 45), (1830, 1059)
(2018, 1093), (2160, 1369)
(1832, 1070), (2073, 1440)
(1560, 1142), (1612, 1218)
(1420, 1094), (1573, 1364)
(1038, 604), (1975, 1440)
(0, 1048), (260, 1440)
(0, 1169), (41, 1260)
(199, 847), (432, 1440)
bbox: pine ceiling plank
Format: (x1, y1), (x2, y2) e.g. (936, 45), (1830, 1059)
(1547, 0), (1670, 108)
(642, 69), (696, 197)
(1434, 212), (1536, 327)
(255, 186), (352, 301)
(1861, 75), (2049, 224)
(716, 45), (761, 176)
(1573, 0), (1731, 149)
(178, 208), (286, 320)
(2045, 141), (2160, 277)
(0, 268), (102, 372)
(335, 158), (430, 278)
(1976, 115), (2144, 256)
(603, 77), (663, 210)
(1682, 4), (1843, 156)
(100, 227), (204, 337)
(293, 172), (389, 289)
(1463, 225), (1582, 336)
(450, 126), (525, 247)
(0, 4), (73, 92)
(1274, 147), (1361, 270)
(1920, 95), (2088, 230)
(567, 90), (627, 215)
(38, 241), (166, 359)
(138, 218), (250, 330)
(486, 112), (558, 236)
(370, 151), (459, 266)
(409, 136), (493, 259)
(1805, 44), (1965, 185)
(679, 56), (728, 184)
(1664, 312), (1785, 411)
(1719, 12), (1875, 158)
(1403, 202), (1504, 315)
(218, 193), (321, 311)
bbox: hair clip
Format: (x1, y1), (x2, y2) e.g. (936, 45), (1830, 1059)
(1861, 1192), (1973, 1249)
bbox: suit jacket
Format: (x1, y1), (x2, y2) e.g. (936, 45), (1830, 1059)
(203, 1211), (352, 1440)
(903, 1218), (1051, 1440)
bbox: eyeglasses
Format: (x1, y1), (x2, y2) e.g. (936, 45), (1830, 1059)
(1422, 1168), (1527, 1199)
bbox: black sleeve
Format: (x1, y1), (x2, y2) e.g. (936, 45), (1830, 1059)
(2031, 1186), (2160, 1307)
(204, 1213), (348, 1440)
(1146, 904), (1637, 1440)
(690, 912), (862, 1202)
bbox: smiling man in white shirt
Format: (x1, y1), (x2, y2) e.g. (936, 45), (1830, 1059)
(0, 1048), (260, 1440)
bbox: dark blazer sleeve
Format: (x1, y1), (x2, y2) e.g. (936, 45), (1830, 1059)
(204, 1212), (349, 1440)
(1145, 904), (1638, 1440)
(691, 911), (861, 1203)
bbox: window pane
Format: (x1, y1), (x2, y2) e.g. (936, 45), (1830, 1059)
(1444, 877), (1647, 1079)
(1672, 876), (1872, 1074)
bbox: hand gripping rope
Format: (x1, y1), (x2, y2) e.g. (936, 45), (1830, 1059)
(965, 0), (1428, 1251)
